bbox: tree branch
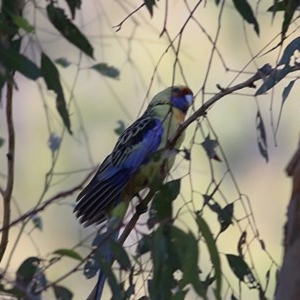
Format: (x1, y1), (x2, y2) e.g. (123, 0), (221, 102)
(0, 81), (15, 262)
(0, 168), (97, 232)
(168, 63), (273, 148)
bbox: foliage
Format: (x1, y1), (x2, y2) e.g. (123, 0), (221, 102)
(0, 0), (298, 299)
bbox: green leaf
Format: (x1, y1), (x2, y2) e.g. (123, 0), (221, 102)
(267, 1), (286, 12)
(278, 36), (300, 66)
(53, 284), (73, 300)
(16, 257), (40, 284)
(65, 0), (81, 19)
(171, 227), (206, 298)
(144, 0), (156, 17)
(11, 15), (34, 33)
(226, 254), (256, 285)
(0, 137), (4, 148)
(149, 226), (176, 300)
(232, 0), (259, 35)
(46, 3), (93, 58)
(196, 215), (222, 300)
(111, 201), (127, 220)
(256, 111), (268, 162)
(0, 43), (41, 80)
(55, 57), (71, 68)
(149, 179), (181, 226)
(41, 53), (72, 134)
(91, 63), (120, 79)
(109, 239), (131, 271)
(53, 248), (83, 261)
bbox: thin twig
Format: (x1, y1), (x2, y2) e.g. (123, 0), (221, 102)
(0, 168), (97, 232)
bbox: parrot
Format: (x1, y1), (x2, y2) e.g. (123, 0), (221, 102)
(74, 85), (194, 299)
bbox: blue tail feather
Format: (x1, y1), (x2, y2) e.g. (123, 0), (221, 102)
(94, 228), (119, 300)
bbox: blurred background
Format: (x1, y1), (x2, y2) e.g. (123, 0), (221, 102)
(0, 0), (299, 299)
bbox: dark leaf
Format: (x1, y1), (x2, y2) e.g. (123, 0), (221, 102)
(124, 275), (135, 299)
(218, 203), (234, 233)
(136, 234), (152, 256)
(278, 36), (300, 66)
(0, 43), (41, 80)
(231, 294), (238, 300)
(259, 239), (266, 251)
(53, 284), (73, 300)
(114, 120), (126, 136)
(46, 3), (93, 58)
(41, 53), (72, 134)
(232, 0), (259, 35)
(84, 228), (118, 278)
(281, 0), (299, 39)
(171, 290), (189, 300)
(256, 111), (268, 162)
(255, 65), (293, 95)
(265, 269), (271, 292)
(237, 231), (247, 256)
(55, 57), (71, 68)
(267, 1), (286, 12)
(282, 79), (296, 103)
(16, 257), (46, 295)
(215, 0), (221, 5)
(203, 195), (222, 214)
(259, 286), (267, 300)
(16, 257), (40, 282)
(94, 253), (124, 299)
(149, 225), (206, 299)
(52, 248), (83, 261)
(226, 254), (256, 285)
(91, 63), (120, 79)
(148, 226), (174, 300)
(48, 132), (61, 152)
(172, 227), (206, 298)
(201, 135), (221, 161)
(183, 148), (191, 160)
(64, 0), (81, 19)
(196, 215), (222, 300)
(150, 179), (181, 225)
(0, 137), (4, 148)
(109, 239), (131, 271)
(31, 214), (43, 231)
(144, 0), (156, 17)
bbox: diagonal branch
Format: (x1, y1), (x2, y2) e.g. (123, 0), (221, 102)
(168, 63), (273, 148)
(0, 168), (97, 233)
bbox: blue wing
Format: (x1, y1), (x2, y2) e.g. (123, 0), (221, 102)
(74, 116), (163, 226)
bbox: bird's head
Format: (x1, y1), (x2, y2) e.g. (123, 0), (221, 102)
(149, 85), (194, 114)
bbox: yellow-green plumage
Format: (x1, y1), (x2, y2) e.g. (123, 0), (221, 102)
(75, 85), (193, 300)
(75, 85), (193, 225)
